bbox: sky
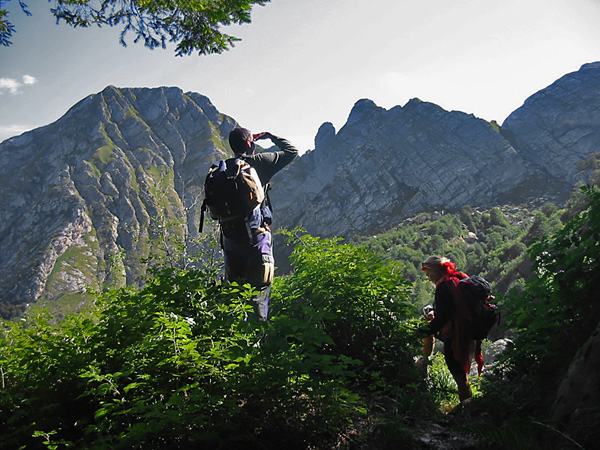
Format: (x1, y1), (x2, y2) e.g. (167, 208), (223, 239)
(1, 0), (600, 152)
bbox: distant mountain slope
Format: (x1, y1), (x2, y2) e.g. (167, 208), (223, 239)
(271, 63), (600, 239)
(271, 98), (532, 238)
(501, 62), (600, 183)
(0, 63), (599, 318)
(0, 86), (235, 318)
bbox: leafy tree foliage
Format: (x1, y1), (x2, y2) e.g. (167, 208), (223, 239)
(2, 0), (270, 55)
(495, 187), (600, 407)
(464, 186), (600, 449)
(1, 1), (29, 46)
(357, 201), (562, 311)
(0, 231), (428, 449)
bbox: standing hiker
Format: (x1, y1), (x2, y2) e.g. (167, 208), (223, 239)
(203, 127), (298, 321)
(420, 255), (475, 402)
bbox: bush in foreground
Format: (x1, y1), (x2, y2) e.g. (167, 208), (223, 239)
(0, 232), (425, 450)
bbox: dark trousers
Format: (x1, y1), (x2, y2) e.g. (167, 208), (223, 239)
(443, 338), (465, 377)
(222, 231), (274, 321)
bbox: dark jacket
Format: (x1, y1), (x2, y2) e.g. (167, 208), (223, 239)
(242, 135), (298, 184)
(428, 277), (460, 337)
(239, 135), (297, 231)
(428, 274), (475, 374)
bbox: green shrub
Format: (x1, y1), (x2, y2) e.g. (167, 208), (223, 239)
(478, 187), (600, 450)
(0, 231), (428, 450)
(499, 187), (600, 404)
(274, 230), (420, 391)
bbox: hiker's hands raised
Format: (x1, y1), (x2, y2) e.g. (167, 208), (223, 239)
(252, 132), (272, 141)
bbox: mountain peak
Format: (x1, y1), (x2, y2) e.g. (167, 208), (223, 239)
(581, 61), (600, 70)
(346, 98), (385, 125)
(314, 122), (336, 152)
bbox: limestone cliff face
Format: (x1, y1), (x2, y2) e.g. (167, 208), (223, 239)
(0, 86), (235, 318)
(501, 62), (600, 185)
(271, 98), (531, 238)
(270, 62), (600, 239)
(1, 62), (599, 318)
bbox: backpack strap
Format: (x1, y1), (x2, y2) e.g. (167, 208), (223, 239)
(263, 182), (272, 210)
(199, 163), (219, 234)
(199, 199), (207, 233)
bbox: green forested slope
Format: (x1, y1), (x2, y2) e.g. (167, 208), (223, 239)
(358, 195), (568, 312)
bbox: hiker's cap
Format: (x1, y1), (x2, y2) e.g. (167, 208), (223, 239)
(229, 127), (255, 155)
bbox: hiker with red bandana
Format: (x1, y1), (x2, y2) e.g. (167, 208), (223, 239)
(420, 255), (478, 402)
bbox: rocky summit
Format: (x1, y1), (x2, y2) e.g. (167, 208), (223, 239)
(0, 86), (237, 318)
(1, 63), (599, 317)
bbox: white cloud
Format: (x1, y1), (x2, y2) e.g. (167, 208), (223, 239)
(22, 75), (37, 85)
(0, 78), (22, 94)
(0, 75), (37, 94)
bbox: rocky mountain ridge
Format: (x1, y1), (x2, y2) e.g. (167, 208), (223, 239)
(501, 62), (600, 182)
(271, 62), (600, 238)
(1, 62), (599, 318)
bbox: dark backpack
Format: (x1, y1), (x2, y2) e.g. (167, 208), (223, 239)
(200, 158), (265, 239)
(459, 275), (500, 340)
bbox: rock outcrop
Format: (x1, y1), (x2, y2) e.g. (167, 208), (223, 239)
(271, 98), (532, 238)
(552, 320), (600, 448)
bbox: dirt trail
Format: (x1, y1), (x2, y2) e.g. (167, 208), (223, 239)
(414, 417), (480, 449)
